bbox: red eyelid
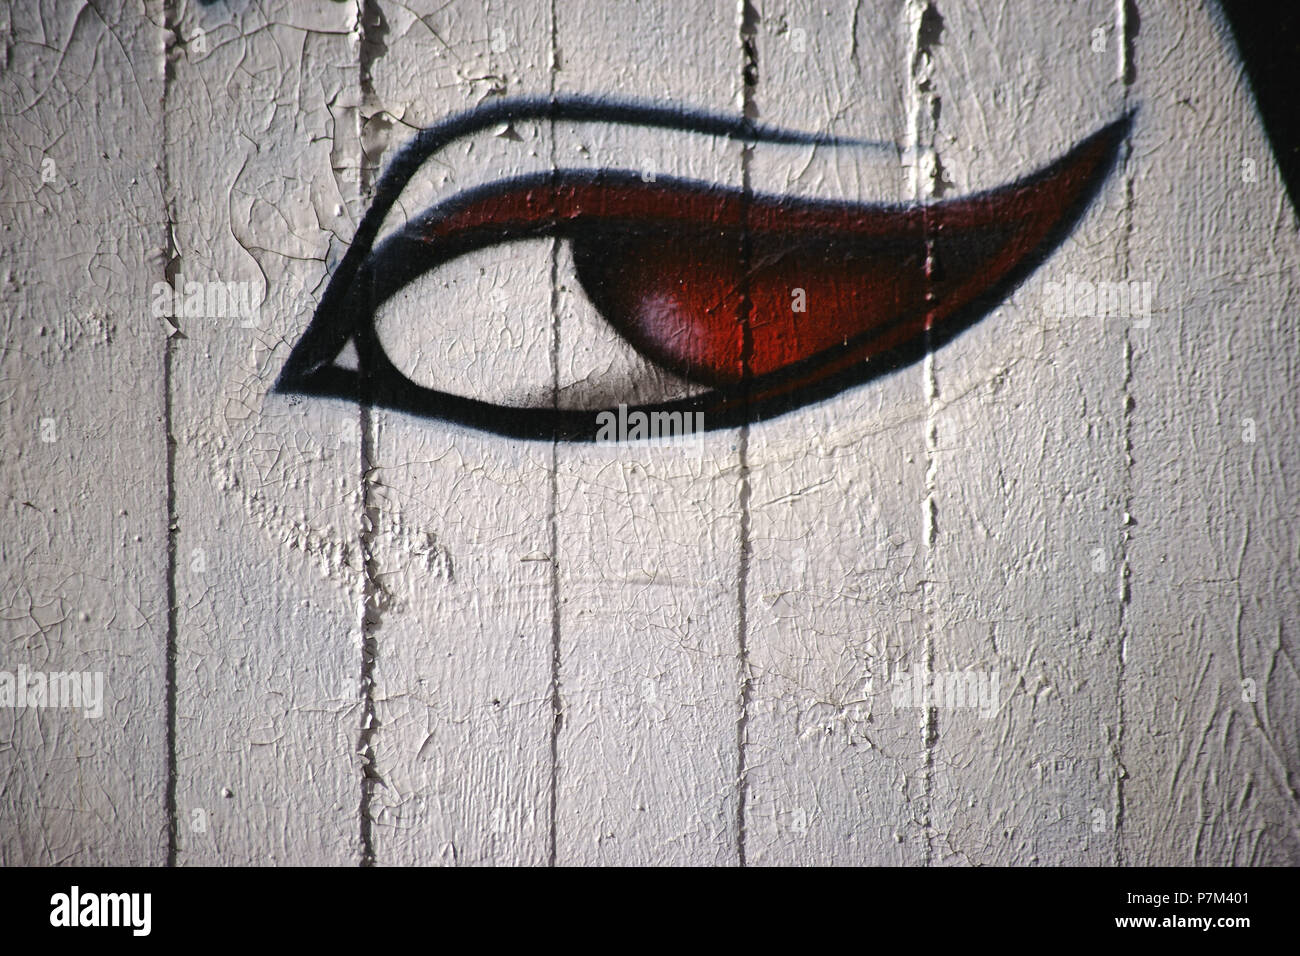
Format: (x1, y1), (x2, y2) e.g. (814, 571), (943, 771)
(412, 126), (1115, 393)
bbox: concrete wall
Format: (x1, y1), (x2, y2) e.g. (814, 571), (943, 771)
(1, 0), (1296, 865)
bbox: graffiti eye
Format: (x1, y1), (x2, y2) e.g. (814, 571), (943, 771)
(276, 97), (1130, 441)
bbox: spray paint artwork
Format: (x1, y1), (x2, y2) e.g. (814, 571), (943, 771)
(277, 98), (1129, 439)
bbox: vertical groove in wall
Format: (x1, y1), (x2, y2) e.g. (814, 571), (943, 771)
(357, 419), (378, 868)
(735, 431), (752, 867)
(161, 0), (179, 869)
(905, 0), (943, 867)
(1114, 0), (1138, 866)
(547, 0), (562, 869)
(356, 0), (382, 868)
(734, 0), (759, 868)
(546, 273), (561, 868)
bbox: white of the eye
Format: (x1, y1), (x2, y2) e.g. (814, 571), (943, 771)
(371, 238), (706, 410)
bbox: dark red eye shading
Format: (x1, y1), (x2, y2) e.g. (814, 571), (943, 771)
(277, 97), (1129, 439)
(414, 117), (1125, 411)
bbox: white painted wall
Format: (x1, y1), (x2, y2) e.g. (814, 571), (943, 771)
(1, 0), (1295, 865)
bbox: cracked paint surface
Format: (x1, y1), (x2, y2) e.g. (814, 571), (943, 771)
(0, 0), (1297, 866)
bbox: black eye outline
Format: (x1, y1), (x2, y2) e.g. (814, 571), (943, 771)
(275, 96), (1130, 441)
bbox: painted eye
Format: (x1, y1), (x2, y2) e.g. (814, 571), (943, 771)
(276, 97), (1129, 440)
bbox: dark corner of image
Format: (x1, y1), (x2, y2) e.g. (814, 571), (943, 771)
(1218, 0), (1300, 219)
